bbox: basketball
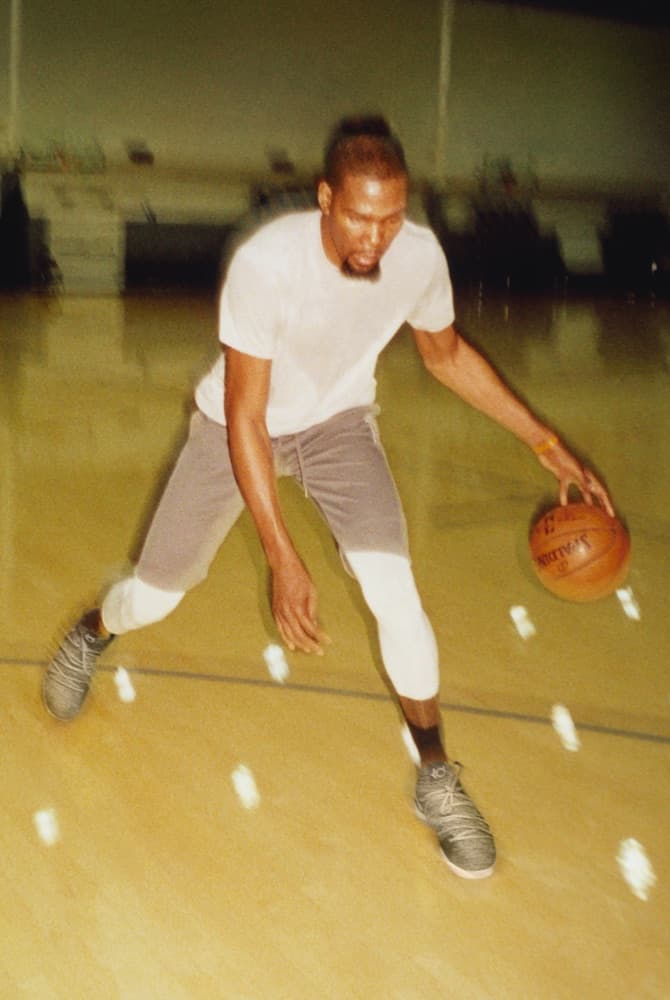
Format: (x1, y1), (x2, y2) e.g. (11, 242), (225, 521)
(529, 502), (631, 602)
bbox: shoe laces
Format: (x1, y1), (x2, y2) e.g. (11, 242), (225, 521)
(421, 763), (492, 844)
(48, 625), (104, 693)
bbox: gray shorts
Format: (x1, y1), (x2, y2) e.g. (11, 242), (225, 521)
(136, 406), (409, 591)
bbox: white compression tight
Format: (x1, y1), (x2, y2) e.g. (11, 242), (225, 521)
(101, 575), (184, 635)
(344, 550), (439, 702)
(100, 552), (439, 702)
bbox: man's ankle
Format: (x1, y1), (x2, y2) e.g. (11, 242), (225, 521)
(81, 609), (111, 639)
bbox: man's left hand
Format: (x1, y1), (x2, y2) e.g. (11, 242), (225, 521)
(537, 441), (615, 516)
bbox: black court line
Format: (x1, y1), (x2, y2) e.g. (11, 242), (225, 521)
(6, 655), (670, 747)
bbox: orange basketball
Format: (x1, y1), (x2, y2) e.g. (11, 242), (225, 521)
(529, 502), (631, 602)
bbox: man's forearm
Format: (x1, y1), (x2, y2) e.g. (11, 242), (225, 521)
(427, 334), (552, 448)
(226, 416), (297, 568)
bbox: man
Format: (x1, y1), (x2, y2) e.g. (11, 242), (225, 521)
(44, 116), (613, 880)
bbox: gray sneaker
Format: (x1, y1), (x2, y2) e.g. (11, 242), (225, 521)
(43, 615), (113, 721)
(415, 761), (496, 879)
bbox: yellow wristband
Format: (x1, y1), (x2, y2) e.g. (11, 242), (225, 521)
(533, 434), (559, 455)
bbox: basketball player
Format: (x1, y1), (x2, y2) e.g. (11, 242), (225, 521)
(43, 116), (613, 880)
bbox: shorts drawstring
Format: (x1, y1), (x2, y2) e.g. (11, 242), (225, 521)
(294, 436), (309, 497)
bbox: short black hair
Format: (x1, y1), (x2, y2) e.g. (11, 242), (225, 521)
(323, 115), (408, 188)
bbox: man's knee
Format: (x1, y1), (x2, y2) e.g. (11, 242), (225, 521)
(343, 550), (423, 619)
(101, 575), (184, 634)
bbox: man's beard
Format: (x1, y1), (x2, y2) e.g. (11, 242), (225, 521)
(341, 259), (381, 282)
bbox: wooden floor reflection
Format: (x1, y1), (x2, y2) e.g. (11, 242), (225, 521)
(1, 289), (669, 998)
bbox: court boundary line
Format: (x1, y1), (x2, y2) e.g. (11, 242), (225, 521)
(6, 656), (670, 747)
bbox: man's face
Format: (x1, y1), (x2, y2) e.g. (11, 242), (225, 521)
(318, 172), (407, 280)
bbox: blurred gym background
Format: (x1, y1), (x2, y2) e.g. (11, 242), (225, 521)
(1, 0), (668, 299)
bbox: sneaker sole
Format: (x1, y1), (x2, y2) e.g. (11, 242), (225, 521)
(414, 803), (495, 880)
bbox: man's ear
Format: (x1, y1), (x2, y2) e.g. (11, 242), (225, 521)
(317, 180), (332, 215)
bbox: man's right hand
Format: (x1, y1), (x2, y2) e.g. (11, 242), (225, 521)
(270, 554), (330, 654)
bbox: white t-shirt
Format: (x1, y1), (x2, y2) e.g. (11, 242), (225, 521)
(194, 209), (454, 436)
